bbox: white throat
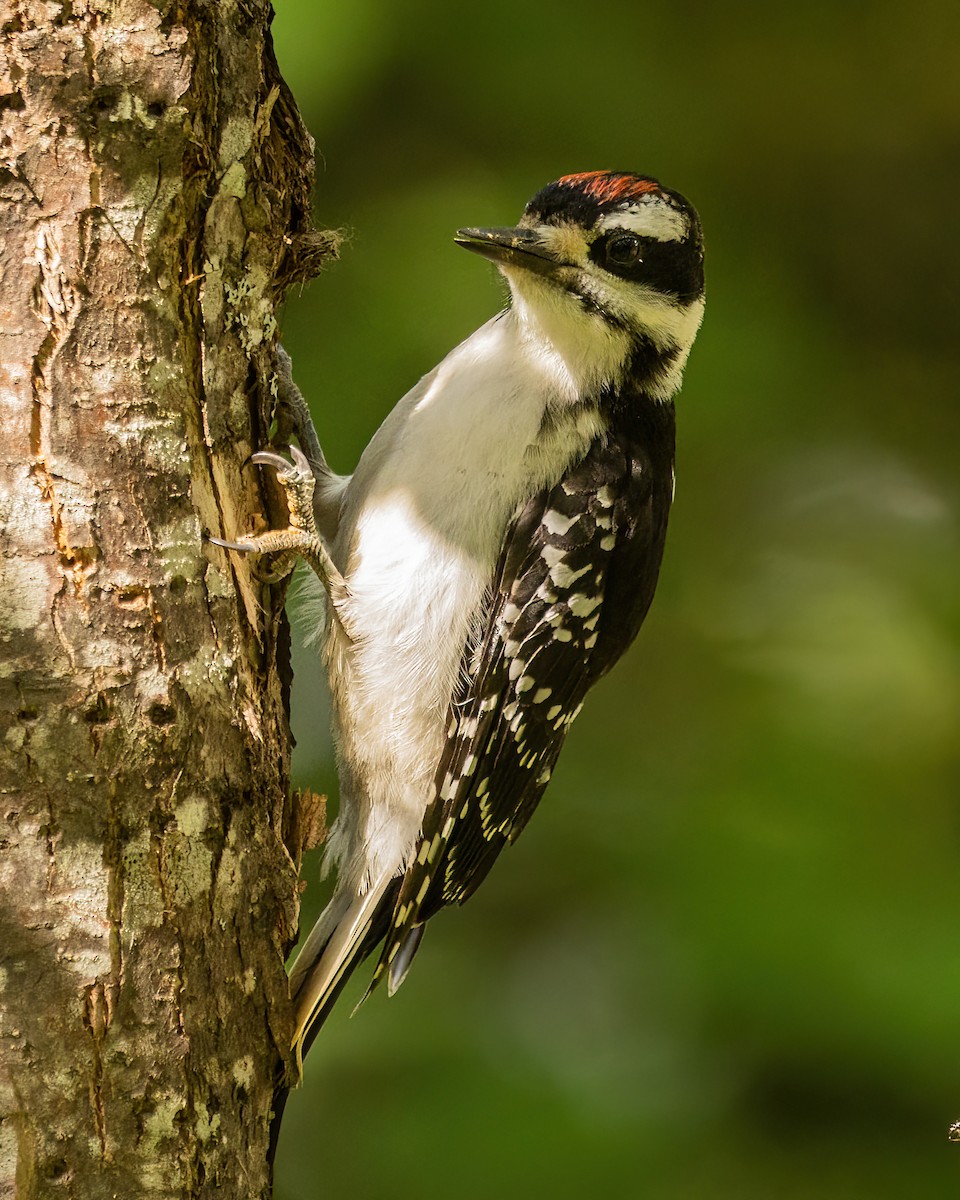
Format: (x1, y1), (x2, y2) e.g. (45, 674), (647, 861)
(503, 269), (633, 402)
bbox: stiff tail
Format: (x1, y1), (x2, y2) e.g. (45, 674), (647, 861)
(289, 877), (402, 1063)
(270, 876), (414, 1168)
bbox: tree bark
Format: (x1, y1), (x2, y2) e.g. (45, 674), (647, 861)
(0, 1), (328, 1195)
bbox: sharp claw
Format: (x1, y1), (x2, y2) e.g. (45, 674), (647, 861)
(209, 535), (258, 552)
(289, 445), (311, 473)
(250, 450), (294, 472)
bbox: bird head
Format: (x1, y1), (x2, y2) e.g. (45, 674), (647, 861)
(456, 171), (705, 401)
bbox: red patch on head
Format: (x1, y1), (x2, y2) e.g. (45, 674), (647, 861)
(557, 171), (661, 206)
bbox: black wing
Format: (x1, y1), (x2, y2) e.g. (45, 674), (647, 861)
(370, 407), (675, 994)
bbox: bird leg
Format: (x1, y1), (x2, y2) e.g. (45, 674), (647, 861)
(272, 346), (331, 520)
(210, 446), (353, 623)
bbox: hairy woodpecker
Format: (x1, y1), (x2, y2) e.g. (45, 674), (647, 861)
(215, 170), (704, 1062)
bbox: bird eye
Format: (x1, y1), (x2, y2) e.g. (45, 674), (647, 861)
(605, 234), (642, 268)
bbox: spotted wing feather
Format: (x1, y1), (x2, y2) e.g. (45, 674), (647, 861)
(370, 416), (674, 994)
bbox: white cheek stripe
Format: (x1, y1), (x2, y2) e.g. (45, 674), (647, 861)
(597, 203), (687, 243)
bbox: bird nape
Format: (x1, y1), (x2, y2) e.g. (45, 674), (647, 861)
(212, 170), (705, 1067)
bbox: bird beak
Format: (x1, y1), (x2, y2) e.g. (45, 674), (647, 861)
(455, 226), (563, 277)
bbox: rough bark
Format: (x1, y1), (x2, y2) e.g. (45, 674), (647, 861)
(0, 1), (329, 1195)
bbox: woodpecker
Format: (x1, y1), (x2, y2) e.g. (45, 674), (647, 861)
(215, 170), (704, 1062)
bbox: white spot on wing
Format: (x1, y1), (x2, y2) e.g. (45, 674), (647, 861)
(550, 561), (591, 589)
(542, 509), (579, 536)
(568, 592), (602, 618)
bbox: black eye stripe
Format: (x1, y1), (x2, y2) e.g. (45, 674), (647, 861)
(588, 230), (704, 303)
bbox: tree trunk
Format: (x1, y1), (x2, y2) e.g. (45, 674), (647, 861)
(0, 1), (329, 1195)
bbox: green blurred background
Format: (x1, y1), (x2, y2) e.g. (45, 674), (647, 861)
(270, 2), (960, 1195)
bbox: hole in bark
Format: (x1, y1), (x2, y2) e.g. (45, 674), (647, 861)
(0, 91), (25, 113)
(17, 707), (39, 721)
(148, 702), (176, 726)
(83, 694), (112, 724)
(46, 1159), (69, 1180)
(92, 87), (121, 113)
(147, 100), (166, 118)
(1, 16), (23, 33)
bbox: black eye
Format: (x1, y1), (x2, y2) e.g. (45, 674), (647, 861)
(605, 233), (642, 268)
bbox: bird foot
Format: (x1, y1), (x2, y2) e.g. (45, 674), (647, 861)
(211, 447), (346, 602)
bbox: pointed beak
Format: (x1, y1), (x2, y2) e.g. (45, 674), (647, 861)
(455, 226), (564, 277)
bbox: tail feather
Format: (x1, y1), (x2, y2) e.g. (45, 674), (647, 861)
(288, 889), (351, 998)
(289, 877), (402, 1061)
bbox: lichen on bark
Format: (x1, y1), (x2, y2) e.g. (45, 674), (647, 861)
(0, 1), (329, 1195)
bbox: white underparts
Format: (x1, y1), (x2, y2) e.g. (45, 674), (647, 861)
(321, 304), (620, 897)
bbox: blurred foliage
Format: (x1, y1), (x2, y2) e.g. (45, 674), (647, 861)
(270, 1), (960, 1195)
